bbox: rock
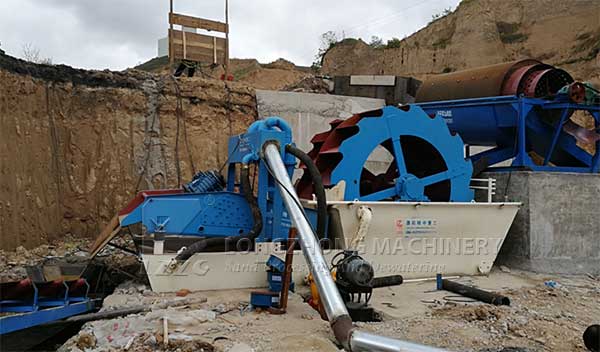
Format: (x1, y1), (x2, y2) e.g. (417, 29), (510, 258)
(512, 330), (526, 337)
(534, 337), (546, 345)
(561, 312), (575, 319)
(513, 316), (529, 326)
(500, 265), (511, 273)
(176, 288), (191, 297)
(76, 332), (97, 349)
(144, 334), (157, 346)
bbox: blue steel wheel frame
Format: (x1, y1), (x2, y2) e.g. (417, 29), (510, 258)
(298, 106), (473, 202)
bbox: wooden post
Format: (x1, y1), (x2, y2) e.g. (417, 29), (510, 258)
(169, 0), (174, 68)
(213, 37), (217, 64)
(225, 0), (230, 79)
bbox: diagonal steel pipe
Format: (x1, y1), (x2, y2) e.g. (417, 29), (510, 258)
(263, 142), (449, 352)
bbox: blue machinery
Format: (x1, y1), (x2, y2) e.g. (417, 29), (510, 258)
(295, 106), (474, 202)
(114, 106), (475, 250)
(114, 62), (600, 250)
(418, 95), (600, 173)
(0, 279), (94, 335)
(415, 59), (600, 173)
(118, 117), (304, 244)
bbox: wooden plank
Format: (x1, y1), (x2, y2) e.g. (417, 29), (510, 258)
(172, 46), (226, 64)
(169, 12), (227, 33)
(225, 0), (230, 77)
(169, 1), (173, 67)
(169, 29), (226, 51)
(89, 214), (121, 257)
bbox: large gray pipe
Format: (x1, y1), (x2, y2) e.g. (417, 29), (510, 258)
(263, 142), (449, 352)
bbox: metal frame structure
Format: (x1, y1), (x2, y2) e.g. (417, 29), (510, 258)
(0, 279), (94, 335)
(296, 105), (474, 202)
(117, 118), (309, 244)
(418, 95), (600, 173)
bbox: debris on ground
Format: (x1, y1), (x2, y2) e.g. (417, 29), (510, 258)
(0, 235), (90, 282)
(283, 76), (332, 93)
(52, 270), (599, 352)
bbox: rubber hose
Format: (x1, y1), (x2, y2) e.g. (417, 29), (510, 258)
(285, 144), (327, 241)
(175, 166), (262, 260)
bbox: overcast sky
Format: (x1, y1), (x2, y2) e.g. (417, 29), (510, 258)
(0, 0), (461, 70)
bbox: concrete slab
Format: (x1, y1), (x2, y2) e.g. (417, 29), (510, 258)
(256, 90), (385, 153)
(350, 75), (396, 86)
(256, 90), (386, 180)
(480, 171), (600, 275)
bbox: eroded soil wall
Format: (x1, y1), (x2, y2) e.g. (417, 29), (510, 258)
(0, 54), (257, 249)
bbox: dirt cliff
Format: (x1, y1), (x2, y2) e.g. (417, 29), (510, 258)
(322, 0), (600, 85)
(0, 53), (257, 250)
(136, 56), (313, 91)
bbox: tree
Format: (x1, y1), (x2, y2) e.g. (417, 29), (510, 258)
(369, 36), (384, 49)
(22, 43), (52, 65)
(430, 7), (453, 23)
(386, 38), (402, 49)
(312, 31), (341, 70)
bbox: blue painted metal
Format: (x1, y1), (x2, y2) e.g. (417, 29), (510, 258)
(250, 291), (279, 308)
(266, 255), (295, 292)
(266, 255), (286, 273)
(267, 272), (295, 292)
(417, 96), (600, 173)
(183, 170), (224, 193)
(225, 118), (297, 242)
(120, 117), (321, 243)
(436, 273), (443, 290)
(0, 301), (95, 335)
(120, 192), (255, 237)
(330, 106), (473, 202)
(0, 279), (94, 335)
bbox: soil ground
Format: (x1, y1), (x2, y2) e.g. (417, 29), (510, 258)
(53, 266), (599, 352)
(2, 239), (598, 351)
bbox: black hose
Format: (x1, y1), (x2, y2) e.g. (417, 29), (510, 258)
(285, 144), (327, 240)
(440, 279), (510, 306)
(175, 166), (262, 260)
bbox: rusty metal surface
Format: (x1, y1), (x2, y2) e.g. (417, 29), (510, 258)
(415, 59), (540, 102)
(501, 63), (550, 95)
(523, 68), (573, 97)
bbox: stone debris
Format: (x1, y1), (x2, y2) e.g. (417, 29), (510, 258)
(0, 236), (90, 282)
(283, 76), (331, 94)
(52, 270), (600, 351)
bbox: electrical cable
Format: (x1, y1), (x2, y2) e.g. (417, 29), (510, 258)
(173, 76), (182, 186)
(135, 77), (163, 192)
(285, 144), (327, 240)
(343, 0), (439, 36)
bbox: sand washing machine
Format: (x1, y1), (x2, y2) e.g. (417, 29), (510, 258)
(415, 59), (600, 172)
(90, 103), (521, 294)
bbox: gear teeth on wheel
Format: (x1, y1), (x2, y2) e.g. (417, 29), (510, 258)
(295, 106), (473, 202)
